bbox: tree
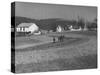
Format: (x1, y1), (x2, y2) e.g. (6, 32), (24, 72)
(87, 18), (97, 30)
(77, 16), (85, 30)
(94, 18), (97, 23)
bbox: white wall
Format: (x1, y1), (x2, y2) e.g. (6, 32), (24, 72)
(28, 24), (39, 33)
(16, 27), (29, 32)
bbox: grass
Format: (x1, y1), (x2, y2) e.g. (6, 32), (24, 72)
(14, 31), (97, 73)
(15, 54), (97, 73)
(15, 37), (41, 45)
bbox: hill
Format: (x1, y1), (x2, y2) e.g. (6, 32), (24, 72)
(11, 16), (37, 27)
(11, 16), (76, 31)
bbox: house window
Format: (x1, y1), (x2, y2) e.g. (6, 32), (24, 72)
(23, 27), (25, 32)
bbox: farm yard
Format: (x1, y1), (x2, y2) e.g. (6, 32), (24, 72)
(14, 31), (97, 73)
(11, 2), (97, 73)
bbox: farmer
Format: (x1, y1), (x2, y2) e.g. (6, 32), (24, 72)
(61, 35), (65, 42)
(58, 36), (61, 42)
(53, 37), (56, 43)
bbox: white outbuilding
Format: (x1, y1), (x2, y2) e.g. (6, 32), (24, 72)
(69, 25), (82, 31)
(16, 23), (41, 35)
(56, 25), (64, 32)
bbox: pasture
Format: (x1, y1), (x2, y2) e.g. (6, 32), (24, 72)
(14, 31), (97, 73)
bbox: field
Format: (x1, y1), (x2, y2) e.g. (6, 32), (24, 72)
(14, 31), (97, 73)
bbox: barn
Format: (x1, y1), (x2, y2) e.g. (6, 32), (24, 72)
(16, 23), (41, 35)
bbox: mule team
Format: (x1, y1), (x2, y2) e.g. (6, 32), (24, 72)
(53, 35), (65, 43)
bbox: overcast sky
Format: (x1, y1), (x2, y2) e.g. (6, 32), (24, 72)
(15, 2), (97, 22)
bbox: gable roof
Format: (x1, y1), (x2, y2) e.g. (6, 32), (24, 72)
(17, 23), (36, 28)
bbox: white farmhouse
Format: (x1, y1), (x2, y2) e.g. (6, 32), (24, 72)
(16, 23), (41, 35)
(56, 25), (64, 32)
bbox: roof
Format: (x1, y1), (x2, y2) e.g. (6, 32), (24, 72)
(17, 23), (36, 28)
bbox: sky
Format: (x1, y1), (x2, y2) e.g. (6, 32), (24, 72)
(15, 2), (97, 22)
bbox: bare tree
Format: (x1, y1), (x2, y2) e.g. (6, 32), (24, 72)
(77, 16), (85, 30)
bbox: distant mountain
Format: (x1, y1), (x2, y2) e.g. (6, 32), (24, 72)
(37, 18), (75, 31)
(11, 16), (37, 27)
(11, 16), (76, 31)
